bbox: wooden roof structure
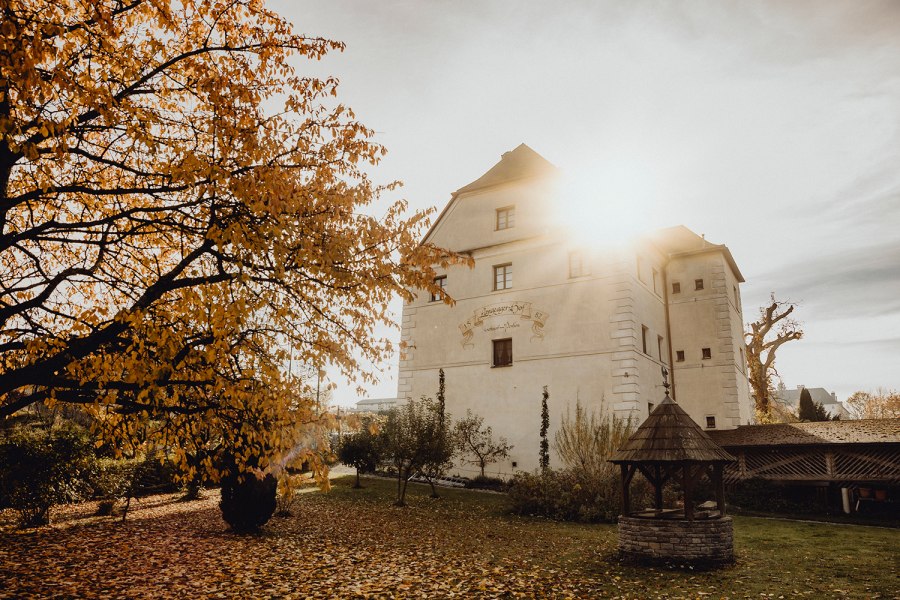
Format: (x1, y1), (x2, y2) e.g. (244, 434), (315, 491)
(609, 389), (736, 520)
(610, 395), (736, 464)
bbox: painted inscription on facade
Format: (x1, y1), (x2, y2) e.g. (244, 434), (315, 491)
(459, 301), (549, 347)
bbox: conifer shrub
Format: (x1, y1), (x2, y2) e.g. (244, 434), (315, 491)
(219, 470), (277, 532)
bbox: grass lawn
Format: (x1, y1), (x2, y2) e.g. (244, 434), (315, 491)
(1, 474), (897, 599)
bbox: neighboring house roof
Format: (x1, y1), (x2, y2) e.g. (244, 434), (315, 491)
(776, 386), (838, 406)
(610, 396), (736, 463)
(453, 143), (557, 197)
(708, 419), (900, 447)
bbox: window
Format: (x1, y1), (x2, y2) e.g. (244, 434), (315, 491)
(652, 268), (660, 294)
(636, 256), (645, 283)
(496, 206), (515, 230)
(733, 284), (738, 303)
(648, 402), (655, 415)
(641, 325), (649, 355)
(430, 275), (446, 302)
(493, 263), (512, 290)
(657, 336), (665, 363)
(702, 347), (712, 360)
(672, 282), (681, 294)
(706, 416), (716, 429)
(492, 338), (512, 367)
(568, 251), (586, 278)
(676, 350), (685, 362)
(695, 278), (704, 291)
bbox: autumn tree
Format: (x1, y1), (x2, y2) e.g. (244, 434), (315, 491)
(380, 397), (446, 506)
(454, 410), (512, 478)
(745, 296), (803, 422)
(845, 389), (900, 420)
(0, 1), (464, 488)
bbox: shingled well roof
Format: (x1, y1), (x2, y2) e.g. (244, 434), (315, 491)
(610, 396), (735, 463)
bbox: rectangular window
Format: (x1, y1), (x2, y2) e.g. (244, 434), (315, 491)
(636, 256), (645, 283)
(695, 278), (704, 291)
(492, 338), (512, 367)
(702, 347), (712, 360)
(706, 416), (716, 429)
(641, 325), (649, 355)
(430, 275), (446, 302)
(672, 282), (681, 294)
(648, 402), (655, 415)
(496, 206), (515, 230)
(676, 350), (685, 362)
(493, 263), (512, 290)
(658, 336), (665, 363)
(568, 251), (586, 278)
(652, 268), (660, 294)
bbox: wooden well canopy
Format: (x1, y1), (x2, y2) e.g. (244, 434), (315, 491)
(609, 395), (736, 520)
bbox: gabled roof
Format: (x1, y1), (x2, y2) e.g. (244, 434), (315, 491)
(453, 143), (557, 197)
(423, 143), (557, 246)
(776, 387), (838, 406)
(644, 225), (745, 283)
(610, 396), (736, 463)
(708, 419), (900, 447)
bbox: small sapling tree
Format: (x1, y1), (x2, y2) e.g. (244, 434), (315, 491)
(539, 386), (550, 471)
(454, 410), (513, 478)
(338, 419), (382, 488)
(380, 397), (445, 506)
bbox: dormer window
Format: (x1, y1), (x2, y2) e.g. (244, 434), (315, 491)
(496, 206), (515, 230)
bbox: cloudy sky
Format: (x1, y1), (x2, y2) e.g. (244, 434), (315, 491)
(273, 0), (900, 407)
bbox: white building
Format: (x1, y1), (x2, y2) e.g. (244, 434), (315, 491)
(398, 144), (752, 476)
(774, 383), (848, 420)
(352, 397), (400, 414)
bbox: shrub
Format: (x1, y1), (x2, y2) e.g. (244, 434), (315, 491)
(0, 423), (95, 526)
(508, 468), (646, 523)
(729, 479), (825, 515)
(90, 459), (134, 515)
(219, 471), (277, 532)
(508, 399), (643, 522)
(465, 475), (506, 492)
(338, 420), (382, 488)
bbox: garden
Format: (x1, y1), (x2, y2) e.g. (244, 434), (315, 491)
(1, 474), (897, 599)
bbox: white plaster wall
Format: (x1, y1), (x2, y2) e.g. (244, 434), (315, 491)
(399, 178), (752, 476)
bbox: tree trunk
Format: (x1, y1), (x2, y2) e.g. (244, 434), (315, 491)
(427, 476), (440, 499)
(354, 469), (362, 489)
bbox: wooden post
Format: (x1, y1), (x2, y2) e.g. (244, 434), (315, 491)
(654, 464), (663, 509)
(683, 464), (694, 520)
(714, 463), (726, 515)
(621, 464), (631, 516)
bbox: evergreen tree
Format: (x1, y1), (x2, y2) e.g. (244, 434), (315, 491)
(797, 388), (830, 422)
(539, 386), (550, 471)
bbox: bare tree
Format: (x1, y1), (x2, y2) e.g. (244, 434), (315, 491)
(454, 410), (512, 478)
(745, 295), (803, 422)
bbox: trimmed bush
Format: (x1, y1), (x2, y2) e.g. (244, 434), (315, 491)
(219, 471), (277, 532)
(0, 423), (95, 526)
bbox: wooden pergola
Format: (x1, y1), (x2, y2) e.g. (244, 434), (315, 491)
(610, 394), (736, 520)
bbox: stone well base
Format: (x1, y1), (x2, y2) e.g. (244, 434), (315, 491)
(618, 516), (733, 564)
